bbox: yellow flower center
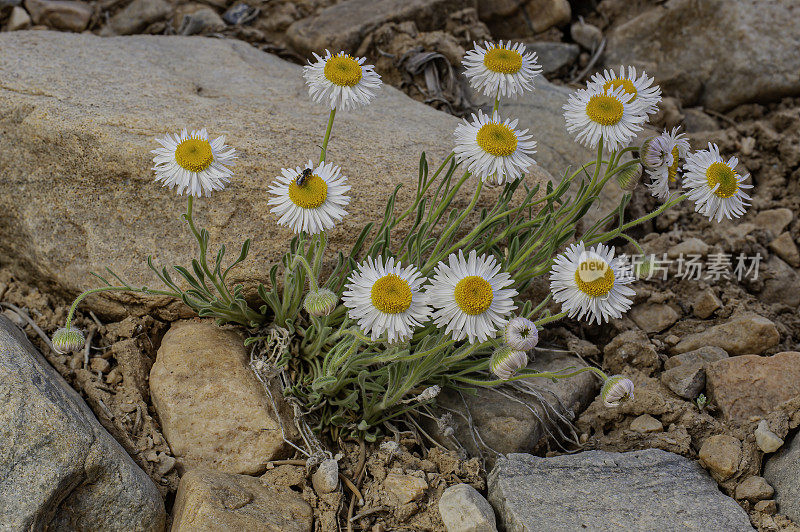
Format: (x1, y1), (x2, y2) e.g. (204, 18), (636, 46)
(706, 162), (739, 199)
(371, 274), (413, 314)
(585, 95), (624, 126)
(668, 146), (680, 182)
(603, 78), (637, 99)
(574, 260), (615, 297)
(454, 276), (494, 315)
(476, 123), (518, 157)
(483, 47), (523, 74)
(324, 55), (363, 87)
(288, 174), (328, 209)
(175, 137), (214, 173)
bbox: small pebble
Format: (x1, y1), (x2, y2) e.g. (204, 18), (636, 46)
(89, 357), (110, 373)
(629, 414), (663, 434)
(222, 2), (258, 25)
(755, 419), (784, 453)
(311, 458), (339, 495)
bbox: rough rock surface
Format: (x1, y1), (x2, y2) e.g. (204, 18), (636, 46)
(488, 449), (753, 531)
(706, 352), (800, 422)
(698, 434), (742, 481)
(171, 468), (313, 532)
(605, 0), (800, 111)
(671, 313), (780, 356)
(438, 483), (497, 532)
(764, 431), (800, 523)
(424, 348), (598, 458)
(0, 31), (566, 319)
(149, 319), (296, 474)
(0, 316), (166, 531)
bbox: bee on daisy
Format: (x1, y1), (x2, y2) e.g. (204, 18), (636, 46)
(549, 242), (635, 325)
(462, 41), (542, 99)
(151, 128), (237, 197)
(641, 127), (691, 200)
(454, 110), (537, 185)
(303, 50), (382, 111)
(588, 66), (662, 116)
(268, 160), (351, 235)
(682, 143), (752, 222)
(563, 85), (648, 152)
(426, 250), (518, 344)
(342, 256), (431, 343)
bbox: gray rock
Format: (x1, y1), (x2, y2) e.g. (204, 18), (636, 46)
(735, 476), (774, 502)
(222, 2), (258, 25)
(105, 0), (171, 35)
(682, 108), (718, 133)
(761, 256), (800, 307)
(664, 346), (728, 371)
(629, 302), (679, 333)
(524, 41), (579, 75)
(768, 232), (800, 268)
(754, 208), (794, 237)
(764, 431), (800, 523)
(6, 5), (31, 30)
(438, 483), (497, 532)
(286, 0), (471, 57)
(605, 0), (800, 111)
(311, 458), (340, 495)
(0, 316), (166, 531)
(424, 349), (598, 460)
(23, 0), (91, 31)
(570, 20), (602, 51)
(661, 363), (705, 399)
(488, 449), (754, 531)
(177, 5), (225, 35)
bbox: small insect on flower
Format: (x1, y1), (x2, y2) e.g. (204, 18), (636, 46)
(342, 256), (431, 343)
(502, 317), (539, 351)
(462, 41), (542, 99)
(268, 160), (351, 235)
(303, 50), (382, 110)
(563, 85), (648, 152)
(426, 250), (518, 344)
(588, 66), (662, 116)
(151, 128), (237, 197)
(490, 346), (528, 380)
(683, 143), (753, 222)
(454, 110), (537, 185)
(601, 375), (635, 407)
(51, 327), (85, 354)
(641, 127), (690, 201)
(304, 288), (338, 317)
(549, 242), (635, 324)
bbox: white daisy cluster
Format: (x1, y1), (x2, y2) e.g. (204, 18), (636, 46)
(343, 250), (518, 344)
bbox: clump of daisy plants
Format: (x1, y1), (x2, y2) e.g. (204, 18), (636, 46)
(54, 41), (752, 444)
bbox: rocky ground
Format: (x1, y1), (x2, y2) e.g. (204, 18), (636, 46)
(2, 0), (800, 530)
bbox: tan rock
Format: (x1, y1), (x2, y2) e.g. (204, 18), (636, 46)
(629, 414), (663, 434)
(769, 232), (800, 268)
(666, 237), (709, 259)
(692, 288), (721, 319)
(755, 208), (794, 236)
(6, 6), (32, 30)
(523, 0), (570, 33)
(671, 313), (779, 356)
(24, 0), (91, 31)
(105, 0), (171, 35)
(755, 420), (784, 454)
(735, 476), (774, 502)
(754, 499), (777, 515)
(604, 329), (659, 376)
(150, 320), (295, 474)
(629, 302), (679, 333)
(172, 468), (312, 532)
(570, 20), (602, 50)
(383, 473), (428, 505)
(699, 434), (741, 481)
(706, 352), (800, 422)
(664, 346), (728, 371)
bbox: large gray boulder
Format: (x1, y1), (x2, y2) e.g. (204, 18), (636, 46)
(0, 316), (166, 531)
(0, 31), (581, 319)
(488, 449), (753, 531)
(764, 431), (800, 523)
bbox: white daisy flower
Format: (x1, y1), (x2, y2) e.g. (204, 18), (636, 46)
(268, 160), (350, 235)
(588, 66), (662, 115)
(682, 143), (752, 222)
(151, 128), (236, 197)
(342, 256), (431, 343)
(549, 242), (635, 325)
(642, 127), (691, 201)
(563, 85), (648, 152)
(454, 110), (537, 185)
(303, 50), (382, 111)
(426, 250), (518, 344)
(462, 40), (542, 99)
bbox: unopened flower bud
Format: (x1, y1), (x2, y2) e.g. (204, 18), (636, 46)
(640, 136), (668, 170)
(601, 375), (634, 407)
(51, 327), (85, 354)
(616, 162), (643, 192)
(490, 346), (528, 380)
(304, 288), (338, 317)
(502, 317), (539, 351)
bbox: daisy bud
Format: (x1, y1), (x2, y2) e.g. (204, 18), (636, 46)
(417, 385), (441, 402)
(51, 327), (85, 354)
(304, 288), (338, 317)
(640, 136), (666, 170)
(502, 317), (539, 351)
(616, 162), (643, 192)
(601, 375), (634, 407)
(490, 346), (528, 380)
